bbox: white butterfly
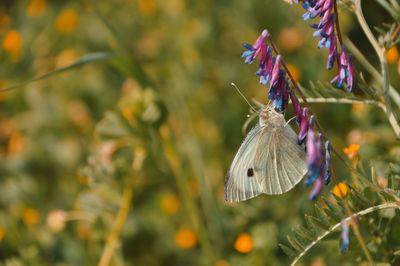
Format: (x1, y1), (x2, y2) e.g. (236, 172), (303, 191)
(224, 105), (307, 202)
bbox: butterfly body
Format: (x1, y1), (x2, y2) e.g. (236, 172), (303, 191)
(224, 106), (307, 202)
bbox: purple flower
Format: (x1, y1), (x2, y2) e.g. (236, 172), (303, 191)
(269, 55), (281, 87)
(340, 220), (350, 253)
(241, 30), (269, 64)
(324, 141), (331, 185)
(268, 70), (289, 112)
(305, 116), (322, 186)
(256, 46), (274, 85)
(289, 90), (302, 122)
(297, 107), (309, 145)
(309, 176), (324, 200)
(331, 48), (354, 91)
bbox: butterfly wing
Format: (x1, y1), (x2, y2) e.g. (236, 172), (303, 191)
(253, 123), (307, 194)
(225, 123), (266, 202)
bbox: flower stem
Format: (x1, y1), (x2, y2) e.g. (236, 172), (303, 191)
(353, 0), (400, 138)
(98, 187), (133, 266)
(333, 0), (343, 46)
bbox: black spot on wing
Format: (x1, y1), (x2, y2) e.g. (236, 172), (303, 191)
(247, 168), (254, 177)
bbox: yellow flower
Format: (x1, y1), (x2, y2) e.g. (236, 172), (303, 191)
(27, 0), (46, 17)
(234, 233), (253, 253)
(55, 9), (79, 33)
(286, 63), (301, 83)
(332, 182), (348, 198)
(175, 228), (198, 249)
(161, 193), (180, 215)
(23, 208), (40, 226)
(343, 143), (360, 160)
(3, 30), (22, 55)
(138, 0), (156, 16)
(386, 46), (399, 64)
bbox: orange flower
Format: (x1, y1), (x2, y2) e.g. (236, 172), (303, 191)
(175, 228), (197, 249)
(77, 222), (91, 239)
(215, 260), (229, 266)
(286, 63), (301, 82)
(234, 233), (253, 253)
(56, 49), (79, 68)
(343, 143), (360, 160)
(23, 208), (40, 226)
(0, 226), (4, 240)
(332, 182), (348, 198)
(160, 193), (180, 215)
(8, 131), (27, 155)
(386, 46), (399, 64)
(27, 0), (46, 17)
(138, 0), (156, 16)
(55, 9), (79, 33)
(3, 30), (22, 55)
(278, 27), (304, 52)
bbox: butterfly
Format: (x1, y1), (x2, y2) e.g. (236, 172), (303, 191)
(224, 104), (307, 202)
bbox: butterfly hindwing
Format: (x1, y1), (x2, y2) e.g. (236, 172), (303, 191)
(225, 123), (265, 202)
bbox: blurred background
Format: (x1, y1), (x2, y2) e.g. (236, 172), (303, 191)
(0, 0), (399, 265)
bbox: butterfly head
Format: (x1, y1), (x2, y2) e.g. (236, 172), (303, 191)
(259, 106), (285, 128)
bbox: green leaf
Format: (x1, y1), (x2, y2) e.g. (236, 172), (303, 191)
(279, 244), (298, 257)
(287, 234), (304, 252)
(315, 204), (332, 225)
(292, 230), (309, 247)
(349, 189), (371, 209)
(305, 214), (330, 231)
(323, 197), (344, 221)
(296, 226), (315, 241)
(0, 52), (116, 91)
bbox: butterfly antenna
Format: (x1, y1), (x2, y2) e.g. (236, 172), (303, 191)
(231, 83), (258, 113)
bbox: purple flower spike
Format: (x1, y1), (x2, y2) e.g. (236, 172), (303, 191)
(241, 30), (269, 64)
(300, 0), (340, 71)
(305, 116), (322, 186)
(324, 141), (331, 185)
(340, 220), (350, 253)
(309, 176), (324, 200)
(297, 107), (309, 145)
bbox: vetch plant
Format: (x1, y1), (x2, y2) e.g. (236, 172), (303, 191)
(233, 0), (400, 265)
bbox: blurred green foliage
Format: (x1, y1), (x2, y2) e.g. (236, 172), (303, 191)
(0, 0), (399, 265)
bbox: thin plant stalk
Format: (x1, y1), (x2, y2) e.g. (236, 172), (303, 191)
(353, 0), (400, 139)
(98, 187), (133, 266)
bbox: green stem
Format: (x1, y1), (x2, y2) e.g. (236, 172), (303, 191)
(353, 0), (400, 138)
